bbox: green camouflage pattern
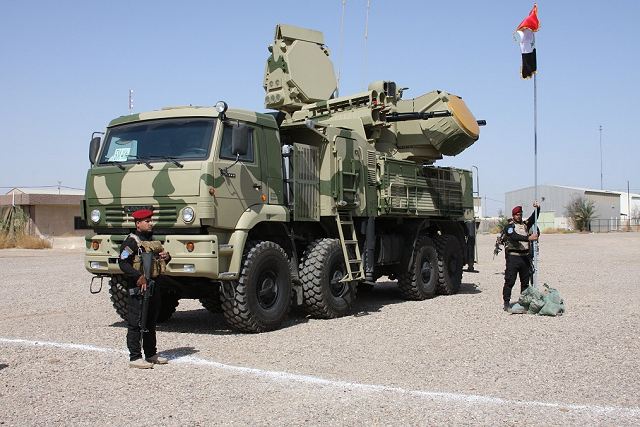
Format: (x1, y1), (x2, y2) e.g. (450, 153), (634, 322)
(84, 24), (478, 282)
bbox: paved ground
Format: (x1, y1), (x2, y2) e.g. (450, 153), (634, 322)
(1, 233), (639, 425)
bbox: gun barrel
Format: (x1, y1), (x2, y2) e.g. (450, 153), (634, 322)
(139, 252), (155, 333)
(385, 110), (452, 123)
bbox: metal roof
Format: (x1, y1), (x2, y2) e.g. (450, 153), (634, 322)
(5, 187), (84, 196)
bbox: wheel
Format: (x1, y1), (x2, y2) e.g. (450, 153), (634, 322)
(220, 241), (292, 332)
(199, 286), (222, 314)
(397, 236), (438, 300)
(108, 276), (128, 321)
(157, 292), (179, 323)
(299, 238), (357, 319)
(435, 235), (464, 295)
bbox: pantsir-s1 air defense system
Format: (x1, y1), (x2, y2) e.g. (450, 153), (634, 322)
(84, 24), (484, 332)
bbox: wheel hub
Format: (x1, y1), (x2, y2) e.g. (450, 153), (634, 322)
(330, 268), (347, 297)
(420, 259), (432, 283)
(257, 272), (279, 309)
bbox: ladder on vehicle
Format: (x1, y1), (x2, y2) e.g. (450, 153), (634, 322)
(335, 210), (364, 282)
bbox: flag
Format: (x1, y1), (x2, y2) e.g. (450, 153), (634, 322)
(516, 4), (540, 79)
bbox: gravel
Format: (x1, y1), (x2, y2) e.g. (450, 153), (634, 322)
(0, 232), (639, 425)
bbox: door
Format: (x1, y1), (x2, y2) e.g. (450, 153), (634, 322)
(214, 122), (264, 228)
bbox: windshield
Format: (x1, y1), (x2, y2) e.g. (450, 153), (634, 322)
(98, 118), (216, 164)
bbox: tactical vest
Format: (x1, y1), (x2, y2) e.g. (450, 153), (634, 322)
(504, 222), (530, 255)
(128, 233), (167, 278)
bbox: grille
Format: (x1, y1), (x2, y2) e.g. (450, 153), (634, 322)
(104, 205), (178, 224)
(293, 144), (319, 221)
(367, 150), (377, 185)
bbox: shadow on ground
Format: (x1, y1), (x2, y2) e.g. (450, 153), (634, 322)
(108, 279), (475, 335)
(159, 346), (199, 360)
(458, 282), (481, 294)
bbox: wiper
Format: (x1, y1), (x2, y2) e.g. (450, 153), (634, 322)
(127, 155), (153, 169)
(147, 155), (184, 168)
(103, 161), (125, 170)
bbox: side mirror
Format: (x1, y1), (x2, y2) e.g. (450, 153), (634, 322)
(89, 136), (101, 165)
(231, 125), (249, 157)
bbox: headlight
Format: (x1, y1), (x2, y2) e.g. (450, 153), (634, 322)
(215, 101), (228, 114)
(182, 207), (195, 223)
(90, 209), (101, 224)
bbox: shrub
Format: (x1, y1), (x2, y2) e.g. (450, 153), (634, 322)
(565, 196), (596, 232)
(489, 216), (510, 234)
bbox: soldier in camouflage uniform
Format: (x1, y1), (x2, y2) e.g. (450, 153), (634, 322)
(502, 202), (539, 311)
(118, 209), (171, 369)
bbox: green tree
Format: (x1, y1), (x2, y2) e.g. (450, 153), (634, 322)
(566, 196), (596, 232)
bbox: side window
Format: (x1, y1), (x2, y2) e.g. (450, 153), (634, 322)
(219, 124), (254, 162)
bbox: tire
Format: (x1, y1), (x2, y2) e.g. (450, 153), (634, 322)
(157, 292), (179, 323)
(108, 276), (128, 321)
(220, 241), (292, 333)
(435, 235), (464, 295)
(108, 276), (179, 323)
(397, 236), (438, 300)
(199, 286), (222, 314)
(299, 238), (357, 319)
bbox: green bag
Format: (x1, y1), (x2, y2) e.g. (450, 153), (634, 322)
(528, 297), (545, 314)
(518, 286), (543, 308)
(538, 284), (565, 316)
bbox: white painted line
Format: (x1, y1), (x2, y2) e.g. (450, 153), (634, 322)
(1, 337), (639, 419)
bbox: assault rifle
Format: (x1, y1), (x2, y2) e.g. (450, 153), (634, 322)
(139, 252), (156, 333)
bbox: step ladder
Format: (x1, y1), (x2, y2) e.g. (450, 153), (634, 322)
(335, 210), (364, 282)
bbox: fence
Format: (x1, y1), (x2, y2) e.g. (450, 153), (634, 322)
(478, 217), (640, 234)
(589, 218), (640, 233)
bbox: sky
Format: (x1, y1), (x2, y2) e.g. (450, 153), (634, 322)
(1, 0), (639, 216)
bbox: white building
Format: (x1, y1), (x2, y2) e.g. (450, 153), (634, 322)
(505, 185), (638, 231)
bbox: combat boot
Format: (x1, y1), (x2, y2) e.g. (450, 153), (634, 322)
(129, 358), (154, 369)
(146, 354), (168, 365)
(503, 302), (510, 312)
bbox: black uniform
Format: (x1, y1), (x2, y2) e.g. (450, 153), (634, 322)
(502, 208), (539, 305)
(118, 231), (163, 362)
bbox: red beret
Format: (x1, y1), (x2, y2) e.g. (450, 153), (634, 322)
(132, 209), (153, 220)
(512, 206), (523, 215)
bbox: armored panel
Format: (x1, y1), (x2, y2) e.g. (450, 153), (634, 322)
(293, 143), (320, 221)
(378, 159), (464, 218)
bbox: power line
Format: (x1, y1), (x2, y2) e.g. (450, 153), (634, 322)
(0, 185), (84, 190)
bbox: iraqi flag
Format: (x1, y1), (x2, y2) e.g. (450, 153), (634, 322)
(516, 4), (540, 79)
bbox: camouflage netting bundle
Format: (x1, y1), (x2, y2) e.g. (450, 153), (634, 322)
(517, 284), (565, 316)
(1, 206), (28, 241)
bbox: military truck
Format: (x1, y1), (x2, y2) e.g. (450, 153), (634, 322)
(84, 24), (483, 332)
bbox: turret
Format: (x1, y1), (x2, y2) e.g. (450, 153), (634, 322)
(264, 24), (484, 162)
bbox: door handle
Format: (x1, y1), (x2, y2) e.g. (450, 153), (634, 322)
(253, 184), (262, 190)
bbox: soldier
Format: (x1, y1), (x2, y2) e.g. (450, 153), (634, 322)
(118, 209), (171, 369)
(502, 202), (540, 311)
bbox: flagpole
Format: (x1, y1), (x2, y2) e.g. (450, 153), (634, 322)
(532, 71), (539, 288)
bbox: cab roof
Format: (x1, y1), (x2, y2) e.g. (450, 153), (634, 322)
(107, 106), (279, 129)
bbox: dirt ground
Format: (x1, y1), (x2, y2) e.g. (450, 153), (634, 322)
(1, 232), (639, 425)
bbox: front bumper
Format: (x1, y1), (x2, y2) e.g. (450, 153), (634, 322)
(85, 234), (221, 279)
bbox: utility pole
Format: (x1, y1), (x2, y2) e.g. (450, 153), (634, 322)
(628, 180), (631, 231)
(599, 125), (603, 190)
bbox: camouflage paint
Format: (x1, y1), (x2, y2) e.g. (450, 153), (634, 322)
(85, 24), (481, 283)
